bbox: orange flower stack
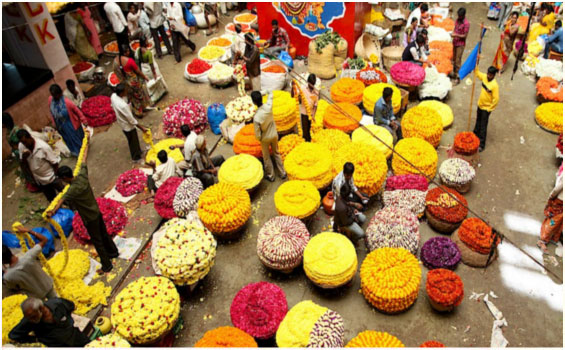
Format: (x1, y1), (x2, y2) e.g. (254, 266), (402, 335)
(536, 77), (563, 102)
(195, 326), (258, 347)
(453, 132), (480, 156)
(426, 269), (464, 312)
(424, 51), (453, 75)
(330, 78), (365, 104)
(323, 103), (362, 134)
(425, 187), (468, 224)
(429, 41), (453, 60)
(432, 17), (455, 32)
(233, 124), (264, 158)
(457, 218), (500, 255)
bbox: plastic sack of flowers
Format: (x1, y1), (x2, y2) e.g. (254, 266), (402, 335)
(115, 169), (147, 197)
(453, 132), (480, 156)
(81, 96), (116, 127)
(457, 218), (500, 255)
(154, 177), (183, 219)
(536, 77), (563, 102)
(162, 98), (208, 137)
(72, 198), (128, 244)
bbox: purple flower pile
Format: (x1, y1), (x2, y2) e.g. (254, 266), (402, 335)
(420, 236), (461, 270)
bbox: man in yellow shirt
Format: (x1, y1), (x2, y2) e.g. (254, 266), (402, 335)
(473, 66), (499, 152)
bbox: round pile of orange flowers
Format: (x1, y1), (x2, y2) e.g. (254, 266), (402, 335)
(330, 77), (365, 104)
(197, 183), (251, 236)
(323, 102), (362, 134)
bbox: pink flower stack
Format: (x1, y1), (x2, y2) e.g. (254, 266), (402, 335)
(390, 62), (426, 86)
(154, 177), (183, 219)
(162, 98), (208, 138)
(81, 96), (116, 127)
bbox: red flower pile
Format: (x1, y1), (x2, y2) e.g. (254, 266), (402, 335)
(81, 96), (117, 127)
(115, 169), (147, 197)
(453, 132), (480, 155)
(425, 187), (468, 223)
(390, 61), (426, 86)
(230, 282), (288, 339)
(420, 340), (446, 347)
(154, 177), (183, 219)
(385, 174), (429, 192)
(356, 66), (388, 86)
(72, 61), (93, 73)
(426, 268), (464, 308)
(109, 72), (120, 86)
(162, 99), (208, 137)
(72, 197), (128, 244)
(458, 218), (500, 254)
(187, 58), (212, 75)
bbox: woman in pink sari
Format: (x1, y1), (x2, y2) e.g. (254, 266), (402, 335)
(77, 4), (103, 57)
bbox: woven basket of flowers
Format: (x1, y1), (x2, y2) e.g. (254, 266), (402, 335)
(425, 187), (468, 234)
(438, 158), (476, 193)
(452, 218), (500, 267)
(425, 269), (464, 312)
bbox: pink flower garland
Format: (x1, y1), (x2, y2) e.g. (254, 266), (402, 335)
(81, 96), (116, 127)
(230, 282), (288, 339)
(385, 174), (429, 191)
(390, 62), (426, 86)
(162, 99), (208, 138)
(154, 177), (183, 219)
(115, 169), (148, 197)
(72, 198), (128, 244)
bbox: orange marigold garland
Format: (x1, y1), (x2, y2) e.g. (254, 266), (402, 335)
(536, 77), (563, 102)
(420, 340), (446, 347)
(195, 326), (258, 347)
(432, 17), (455, 32)
(356, 67), (388, 86)
(429, 41), (453, 59)
(324, 102), (362, 134)
(453, 132), (480, 155)
(233, 124), (264, 158)
(346, 331), (405, 347)
(426, 269), (464, 308)
(330, 78), (365, 104)
(457, 218), (500, 254)
(425, 187), (468, 223)
(424, 52), (453, 75)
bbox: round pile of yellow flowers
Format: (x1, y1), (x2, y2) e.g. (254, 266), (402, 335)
(2, 294), (27, 344)
(351, 125), (394, 159)
(274, 180), (321, 219)
(155, 218), (217, 286)
(284, 142), (333, 189)
(267, 90), (299, 132)
(198, 45), (226, 61)
(145, 138), (185, 165)
(111, 276), (180, 345)
(312, 128), (351, 156)
(363, 83), (402, 114)
(419, 100), (454, 129)
(313, 99), (329, 133)
(218, 154), (263, 190)
(86, 333), (131, 348)
(535, 102), (563, 133)
(279, 134), (305, 161)
(401, 106), (443, 148)
(303, 232), (358, 288)
(332, 142), (388, 196)
(346, 331), (405, 347)
(45, 249), (90, 281)
(360, 247), (422, 313)
(198, 182), (251, 235)
(392, 138), (438, 180)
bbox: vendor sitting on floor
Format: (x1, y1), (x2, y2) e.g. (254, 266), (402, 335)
(333, 183), (366, 242)
(264, 19), (289, 57)
(192, 135), (225, 189)
(332, 162), (369, 211)
(401, 33), (427, 66)
(147, 150), (182, 193)
(169, 124), (197, 175)
(373, 87), (401, 139)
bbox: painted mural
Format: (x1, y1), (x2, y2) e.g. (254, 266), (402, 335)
(273, 2), (346, 38)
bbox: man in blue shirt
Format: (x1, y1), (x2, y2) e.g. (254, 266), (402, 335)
(373, 87), (400, 137)
(544, 20), (563, 58)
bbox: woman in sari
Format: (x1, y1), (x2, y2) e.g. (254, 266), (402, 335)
(48, 84), (86, 157)
(64, 11), (97, 62)
(76, 3), (103, 57)
(538, 164), (563, 253)
(114, 45), (150, 118)
(493, 12), (520, 72)
(134, 35), (168, 105)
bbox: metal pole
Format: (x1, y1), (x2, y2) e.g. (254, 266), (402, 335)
(467, 23), (484, 131)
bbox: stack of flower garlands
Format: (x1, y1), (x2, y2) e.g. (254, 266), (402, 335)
(351, 125), (394, 158)
(3, 294), (27, 344)
(81, 96), (116, 127)
(145, 138), (185, 165)
(535, 58), (563, 82)
(72, 198), (128, 244)
(303, 232), (358, 288)
(218, 154), (263, 190)
(333, 142), (388, 195)
(419, 66), (453, 100)
(330, 78), (365, 104)
(356, 66), (388, 86)
(392, 138), (438, 180)
(274, 180), (321, 219)
(424, 51), (453, 75)
(439, 158), (476, 193)
(426, 269), (464, 312)
(162, 99), (207, 137)
(111, 276), (180, 345)
(365, 207), (420, 255)
(453, 132), (480, 156)
(154, 218), (217, 286)
(429, 41), (453, 59)
(279, 134), (305, 161)
(401, 106), (443, 147)
(197, 182), (251, 236)
(420, 236), (461, 270)
(226, 96), (257, 124)
(312, 128), (351, 156)
(390, 62), (426, 86)
(420, 340), (446, 347)
(195, 326), (257, 347)
(360, 247), (421, 313)
(425, 187), (468, 233)
(536, 77), (563, 102)
(428, 26), (452, 42)
(383, 174), (429, 217)
(154, 177), (183, 219)
(230, 282), (288, 339)
(284, 142), (333, 189)
(363, 83), (402, 114)
(256, 216), (310, 272)
(86, 334), (131, 348)
(346, 331), (405, 348)
(276, 300), (345, 348)
(173, 177), (204, 217)
(186, 58), (213, 75)
(419, 100), (454, 129)
(456, 218), (500, 262)
(535, 102), (563, 133)
(323, 102), (362, 134)
(233, 124), (264, 158)
(270, 90), (299, 132)
(115, 169), (147, 197)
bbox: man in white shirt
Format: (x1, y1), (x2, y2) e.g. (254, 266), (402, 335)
(232, 24), (246, 61)
(144, 2), (173, 58)
(332, 162), (369, 210)
(169, 124), (197, 174)
(164, 2), (196, 63)
(104, 2), (129, 55)
(110, 84), (148, 162)
(63, 80), (84, 109)
(147, 150), (183, 192)
(406, 3), (428, 29)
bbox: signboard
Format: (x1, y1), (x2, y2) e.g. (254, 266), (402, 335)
(273, 2), (346, 38)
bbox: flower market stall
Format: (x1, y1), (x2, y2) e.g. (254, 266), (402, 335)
(383, 174), (429, 217)
(346, 331), (405, 348)
(274, 180), (320, 220)
(86, 334), (130, 348)
(154, 177), (183, 219)
(365, 206), (420, 255)
(420, 236), (461, 270)
(351, 125), (394, 159)
(438, 158), (476, 193)
(392, 138), (438, 180)
(195, 326), (257, 347)
(72, 198), (128, 244)
(162, 99), (208, 137)
(172, 177), (204, 218)
(81, 96), (116, 127)
(425, 187), (468, 233)
(218, 154), (263, 191)
(425, 269), (464, 312)
(452, 218), (500, 267)
(233, 124), (264, 158)
(284, 142), (333, 189)
(401, 106), (443, 148)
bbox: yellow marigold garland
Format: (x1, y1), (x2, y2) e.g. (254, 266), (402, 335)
(363, 83), (402, 114)
(274, 180), (321, 219)
(419, 100), (454, 129)
(323, 102), (362, 134)
(401, 106), (443, 148)
(218, 154), (263, 190)
(197, 182), (251, 235)
(313, 100), (329, 133)
(145, 138), (185, 165)
(58, 279), (112, 315)
(392, 138), (438, 180)
(279, 134), (305, 161)
(265, 90), (298, 132)
(330, 77), (365, 104)
(292, 80), (315, 137)
(276, 300), (328, 347)
(284, 142), (333, 189)
(45, 249), (90, 282)
(312, 128), (351, 156)
(86, 333), (131, 348)
(535, 102), (563, 133)
(351, 125), (393, 159)
(346, 331), (405, 347)
(2, 294), (27, 344)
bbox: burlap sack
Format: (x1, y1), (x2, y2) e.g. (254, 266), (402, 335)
(334, 38), (348, 69)
(308, 41), (336, 79)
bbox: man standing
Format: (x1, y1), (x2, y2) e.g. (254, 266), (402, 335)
(144, 2), (173, 58)
(192, 135), (225, 189)
(295, 74), (319, 142)
(401, 34), (427, 65)
(17, 130), (64, 202)
(334, 184), (366, 242)
(473, 67), (500, 152)
(164, 2), (196, 63)
(332, 162), (369, 210)
(104, 2), (129, 55)
(451, 8), (470, 84)
(264, 20), (289, 56)
(251, 90), (287, 182)
(243, 33), (261, 91)
(373, 87), (401, 139)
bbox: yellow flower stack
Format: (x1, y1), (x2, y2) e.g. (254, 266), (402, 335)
(267, 90), (299, 133)
(360, 247), (422, 313)
(313, 99), (329, 133)
(330, 77), (365, 104)
(332, 142), (388, 196)
(111, 276), (180, 345)
(86, 334), (131, 348)
(218, 154), (263, 190)
(2, 294), (27, 344)
(363, 83), (402, 114)
(303, 232), (358, 288)
(346, 331), (405, 347)
(45, 249), (90, 281)
(279, 134), (305, 161)
(351, 125), (394, 159)
(323, 102), (362, 134)
(535, 102), (563, 133)
(275, 180), (321, 219)
(392, 138), (438, 180)
(312, 128), (351, 156)
(419, 100), (454, 129)
(401, 106), (443, 147)
(197, 182), (251, 236)
(145, 138), (185, 165)
(284, 142), (333, 189)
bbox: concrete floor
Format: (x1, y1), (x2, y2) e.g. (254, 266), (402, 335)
(2, 3), (562, 347)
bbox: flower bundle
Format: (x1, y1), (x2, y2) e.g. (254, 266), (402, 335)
(360, 247), (421, 313)
(195, 326), (257, 347)
(270, 90), (298, 132)
(187, 58), (212, 75)
(420, 236), (461, 270)
(401, 106), (443, 147)
(45, 249), (90, 281)
(116, 169), (147, 197)
(429, 41), (453, 59)
(535, 58), (563, 82)
(536, 77), (563, 102)
(425, 187), (468, 223)
(154, 177), (183, 219)
(173, 177), (204, 217)
(284, 142), (333, 189)
(535, 102), (563, 133)
(419, 101), (453, 130)
(303, 232), (358, 288)
(86, 334), (130, 348)
(330, 78), (365, 104)
(356, 67), (388, 86)
(72, 198), (128, 244)
(390, 62), (426, 86)
(279, 134), (305, 161)
(208, 62), (235, 82)
(426, 268), (464, 308)
(82, 96), (116, 127)
(218, 154), (263, 190)
(351, 125), (393, 158)
(145, 138), (185, 165)
(457, 218), (500, 255)
(346, 331), (405, 348)
(323, 102), (362, 134)
(420, 341), (446, 347)
(383, 189), (427, 217)
(72, 61), (94, 73)
(392, 138), (438, 180)
(198, 45), (226, 61)
(363, 83), (402, 114)
(386, 174), (429, 191)
(453, 132), (480, 155)
(424, 52), (453, 75)
(197, 182), (251, 235)
(274, 180), (321, 219)
(332, 142), (388, 196)
(111, 276), (180, 344)
(263, 64), (287, 73)
(233, 124), (264, 158)
(162, 99), (208, 137)
(419, 66), (452, 100)
(226, 96), (257, 124)
(365, 207), (420, 254)
(230, 282), (288, 339)
(427, 26), (452, 42)
(2, 294), (27, 344)
(208, 37), (232, 47)
(439, 158), (475, 185)
(307, 309), (345, 347)
(312, 128), (351, 155)
(257, 216), (310, 271)
(432, 17), (455, 31)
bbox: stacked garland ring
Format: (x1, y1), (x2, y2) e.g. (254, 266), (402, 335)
(392, 138), (438, 180)
(383, 174), (429, 217)
(330, 78), (365, 104)
(425, 187), (468, 233)
(401, 106), (443, 148)
(284, 142), (333, 189)
(351, 125), (394, 159)
(419, 100), (454, 129)
(365, 207), (420, 255)
(536, 77), (563, 102)
(195, 326), (257, 347)
(115, 169), (147, 197)
(390, 61), (426, 86)
(279, 134), (305, 161)
(323, 102), (362, 134)
(453, 132), (480, 156)
(420, 236), (461, 270)
(356, 67), (388, 86)
(269, 91), (299, 132)
(457, 218), (500, 255)
(72, 198), (128, 244)
(233, 124), (265, 158)
(274, 180), (321, 219)
(86, 334), (131, 348)
(172, 177), (204, 217)
(363, 83), (402, 114)
(226, 96), (258, 124)
(218, 154), (264, 190)
(162, 98), (207, 137)
(438, 158), (476, 193)
(81, 96), (116, 127)
(312, 128), (351, 156)
(425, 268), (464, 312)
(197, 182), (251, 236)
(346, 331), (405, 348)
(535, 102), (563, 134)
(154, 177), (183, 219)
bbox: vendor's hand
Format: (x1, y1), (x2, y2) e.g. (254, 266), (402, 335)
(45, 210), (55, 218)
